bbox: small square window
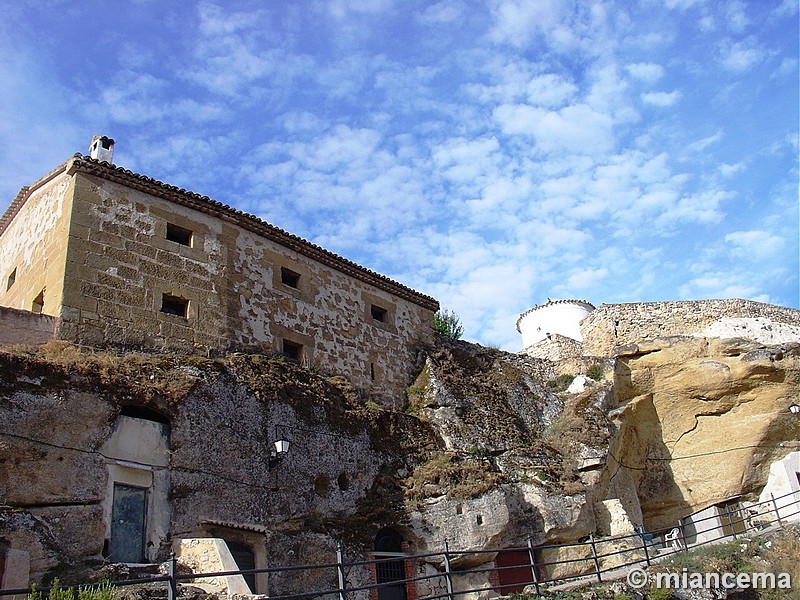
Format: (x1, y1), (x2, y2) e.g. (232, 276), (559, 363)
(280, 267), (301, 288)
(160, 293), (189, 318)
(282, 339), (303, 361)
(166, 223), (193, 247)
(6, 268), (16, 291)
(371, 305), (388, 323)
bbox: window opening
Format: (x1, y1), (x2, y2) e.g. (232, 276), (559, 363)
(371, 304), (388, 323)
(160, 294), (189, 318)
(120, 405), (170, 425)
(314, 474), (331, 497)
(282, 339), (303, 361)
(109, 484), (147, 563)
(337, 473), (349, 491)
(31, 289), (44, 314)
(280, 267), (300, 288)
(6, 268), (16, 291)
(165, 223), (193, 247)
(370, 362), (376, 381)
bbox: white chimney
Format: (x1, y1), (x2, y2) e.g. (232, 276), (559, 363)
(89, 136), (115, 163)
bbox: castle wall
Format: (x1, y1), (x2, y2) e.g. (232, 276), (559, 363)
(54, 170), (433, 405)
(0, 170), (75, 318)
(581, 299), (800, 356)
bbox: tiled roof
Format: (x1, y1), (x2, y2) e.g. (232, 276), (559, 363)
(2, 154), (439, 311)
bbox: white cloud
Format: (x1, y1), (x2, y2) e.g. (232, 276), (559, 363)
(664, 0), (707, 11)
(722, 1), (749, 33)
(526, 73), (578, 107)
(718, 162), (745, 178)
(641, 90), (682, 107)
(724, 230), (785, 259)
(625, 62), (665, 83)
(719, 38), (766, 72)
(493, 103), (615, 155)
(488, 0), (567, 47)
(417, 1), (463, 24)
(566, 267), (609, 290)
(686, 130), (724, 153)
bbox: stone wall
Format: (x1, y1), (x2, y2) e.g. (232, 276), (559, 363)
(521, 334), (585, 361)
(0, 307), (57, 346)
(581, 299), (800, 356)
(0, 168), (74, 318)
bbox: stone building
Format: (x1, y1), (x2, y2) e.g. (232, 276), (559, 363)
(0, 137), (438, 407)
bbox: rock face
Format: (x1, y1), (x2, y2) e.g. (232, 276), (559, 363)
(596, 336), (800, 530)
(1, 325), (799, 592)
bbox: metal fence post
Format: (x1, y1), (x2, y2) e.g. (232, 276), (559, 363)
(588, 534), (602, 583)
(526, 538), (541, 596)
(726, 504), (737, 539)
(443, 541), (455, 600)
(770, 493), (784, 527)
(168, 550), (177, 600)
(678, 518), (688, 551)
(336, 543), (346, 600)
(639, 530), (651, 567)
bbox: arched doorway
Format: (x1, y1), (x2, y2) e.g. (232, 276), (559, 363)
(374, 528), (406, 600)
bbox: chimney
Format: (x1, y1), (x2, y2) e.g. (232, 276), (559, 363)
(89, 136), (115, 163)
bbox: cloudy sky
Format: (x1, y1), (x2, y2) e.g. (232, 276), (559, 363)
(2, 1), (797, 350)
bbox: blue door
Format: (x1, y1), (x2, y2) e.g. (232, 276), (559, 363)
(109, 484), (147, 563)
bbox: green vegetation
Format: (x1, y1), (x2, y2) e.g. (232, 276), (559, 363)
(29, 580), (113, 600)
(403, 451), (501, 501)
(434, 308), (464, 340)
(547, 373), (575, 391)
(586, 363), (604, 381)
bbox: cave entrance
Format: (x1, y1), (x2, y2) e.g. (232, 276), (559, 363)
(374, 528), (407, 600)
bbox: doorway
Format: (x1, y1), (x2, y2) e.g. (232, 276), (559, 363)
(374, 528), (406, 600)
(226, 541), (256, 593)
(109, 484), (147, 563)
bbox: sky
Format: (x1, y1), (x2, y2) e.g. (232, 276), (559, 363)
(1, 0), (798, 350)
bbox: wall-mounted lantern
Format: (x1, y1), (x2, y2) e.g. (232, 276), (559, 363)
(789, 403), (800, 415)
(269, 437), (290, 468)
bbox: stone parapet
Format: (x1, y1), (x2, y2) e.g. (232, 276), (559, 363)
(581, 299), (800, 356)
(521, 334), (585, 361)
(0, 307), (57, 346)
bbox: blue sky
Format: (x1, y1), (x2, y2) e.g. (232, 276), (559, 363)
(1, 0), (798, 350)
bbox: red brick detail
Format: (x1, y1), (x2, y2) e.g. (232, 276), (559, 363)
(404, 557), (416, 600)
(366, 553), (379, 600)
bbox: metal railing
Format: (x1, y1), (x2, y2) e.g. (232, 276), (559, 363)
(1, 489), (797, 599)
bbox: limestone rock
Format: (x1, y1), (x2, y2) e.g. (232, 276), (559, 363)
(600, 336), (800, 529)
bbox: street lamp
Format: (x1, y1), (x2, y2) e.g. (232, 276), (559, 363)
(269, 436), (290, 468)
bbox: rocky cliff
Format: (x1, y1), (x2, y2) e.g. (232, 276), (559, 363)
(1, 326), (799, 588)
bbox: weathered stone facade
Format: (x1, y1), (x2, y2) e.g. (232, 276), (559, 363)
(581, 299), (800, 357)
(0, 154), (438, 406)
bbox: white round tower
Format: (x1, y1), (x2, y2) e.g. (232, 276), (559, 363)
(516, 299), (595, 349)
